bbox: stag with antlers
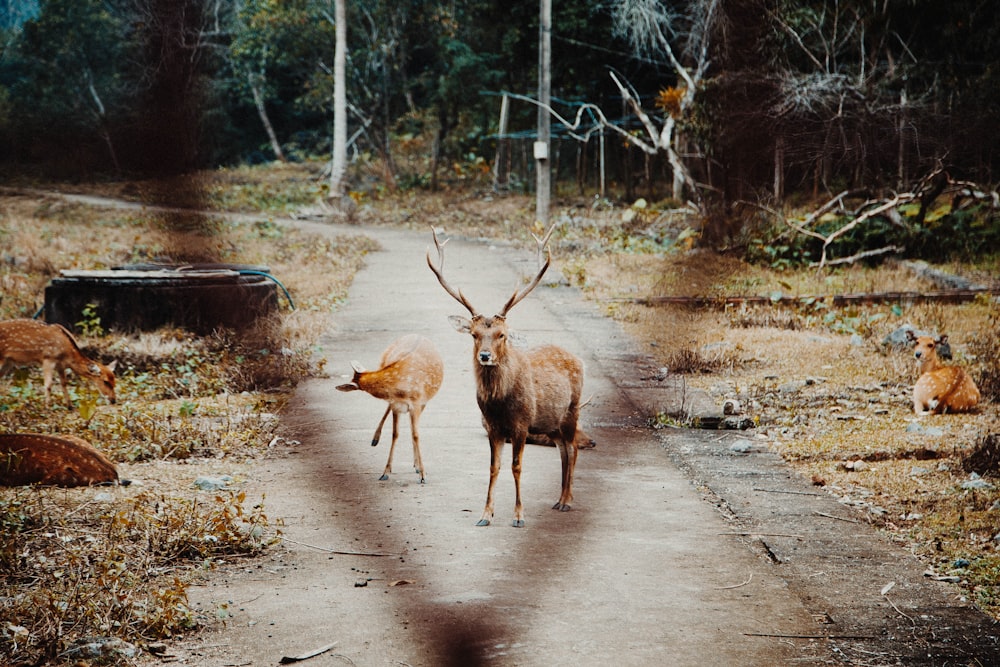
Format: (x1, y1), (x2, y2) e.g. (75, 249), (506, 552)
(427, 226), (584, 527)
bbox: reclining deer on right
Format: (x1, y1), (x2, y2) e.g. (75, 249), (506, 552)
(907, 330), (980, 415)
(427, 226), (584, 528)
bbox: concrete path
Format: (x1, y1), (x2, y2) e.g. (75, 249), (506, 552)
(164, 224), (997, 667)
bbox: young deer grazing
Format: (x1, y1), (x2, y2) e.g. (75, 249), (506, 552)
(427, 226), (584, 527)
(0, 433), (121, 487)
(336, 334), (444, 483)
(907, 330), (980, 415)
(0, 319), (117, 406)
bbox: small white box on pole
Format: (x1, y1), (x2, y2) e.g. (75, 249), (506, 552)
(533, 141), (549, 161)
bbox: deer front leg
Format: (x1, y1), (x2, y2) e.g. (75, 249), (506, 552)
(41, 359), (60, 405)
(478, 437), (504, 526)
(379, 408), (401, 481)
(511, 436), (526, 527)
(409, 404), (426, 483)
(553, 438), (577, 512)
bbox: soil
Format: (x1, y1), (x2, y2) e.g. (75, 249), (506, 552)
(135, 221), (999, 667)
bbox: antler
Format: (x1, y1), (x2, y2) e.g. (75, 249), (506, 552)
(427, 227), (478, 316)
(498, 224), (555, 317)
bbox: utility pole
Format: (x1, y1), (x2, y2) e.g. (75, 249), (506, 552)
(535, 0), (551, 225)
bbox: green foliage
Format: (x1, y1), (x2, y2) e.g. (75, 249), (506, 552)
(750, 203), (1000, 269)
(75, 302), (104, 337)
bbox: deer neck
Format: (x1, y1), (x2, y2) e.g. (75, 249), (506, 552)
(476, 349), (530, 403)
(918, 354), (943, 375)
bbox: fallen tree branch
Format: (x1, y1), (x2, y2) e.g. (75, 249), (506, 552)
(278, 536), (396, 557)
(613, 287), (1000, 309)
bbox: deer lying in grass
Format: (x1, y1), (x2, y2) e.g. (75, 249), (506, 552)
(0, 319), (117, 406)
(0, 433), (122, 487)
(907, 330), (980, 415)
(428, 226), (584, 527)
(336, 334), (444, 483)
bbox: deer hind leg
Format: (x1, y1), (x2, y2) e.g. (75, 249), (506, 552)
(409, 404), (426, 483)
(478, 437), (504, 527)
(511, 436), (526, 527)
(553, 438), (578, 512)
(371, 405), (392, 446)
(379, 408), (401, 481)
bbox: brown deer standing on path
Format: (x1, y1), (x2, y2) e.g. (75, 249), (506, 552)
(907, 330), (980, 415)
(0, 433), (121, 487)
(427, 226), (584, 527)
(336, 334), (444, 483)
(0, 319), (117, 406)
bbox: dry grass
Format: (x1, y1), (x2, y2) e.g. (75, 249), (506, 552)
(575, 239), (1000, 621)
(0, 170), (376, 665)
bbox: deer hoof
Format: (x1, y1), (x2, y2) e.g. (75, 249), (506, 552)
(552, 502), (572, 512)
(371, 439), (380, 447)
(475, 518), (491, 527)
(378, 473), (389, 481)
(511, 518), (525, 528)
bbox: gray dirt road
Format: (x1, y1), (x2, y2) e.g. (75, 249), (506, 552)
(154, 223), (997, 667)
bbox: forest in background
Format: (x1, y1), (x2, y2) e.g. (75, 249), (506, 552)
(0, 1), (998, 238)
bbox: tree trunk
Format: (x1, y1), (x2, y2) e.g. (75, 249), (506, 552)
(249, 78), (287, 163)
(774, 135), (785, 200)
(328, 0), (348, 200)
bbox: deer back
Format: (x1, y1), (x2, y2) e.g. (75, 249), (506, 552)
(0, 433), (119, 487)
(336, 334), (443, 405)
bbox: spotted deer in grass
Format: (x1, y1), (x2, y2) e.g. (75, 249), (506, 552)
(336, 334), (444, 483)
(907, 330), (980, 415)
(0, 433), (122, 487)
(0, 319), (117, 406)
(427, 226), (584, 527)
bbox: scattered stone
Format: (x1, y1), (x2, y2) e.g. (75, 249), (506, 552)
(842, 460), (868, 472)
(194, 475), (234, 491)
(729, 439), (753, 454)
(954, 558), (971, 568)
(722, 399), (741, 415)
(960, 473), (995, 490)
(906, 422), (945, 437)
(910, 466), (931, 477)
(62, 637), (137, 661)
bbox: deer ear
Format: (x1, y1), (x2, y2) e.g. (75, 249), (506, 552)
(336, 382), (360, 392)
(938, 334), (949, 344)
(350, 361), (366, 373)
(448, 315), (472, 333)
(905, 329), (917, 341)
(107, 360), (118, 372)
